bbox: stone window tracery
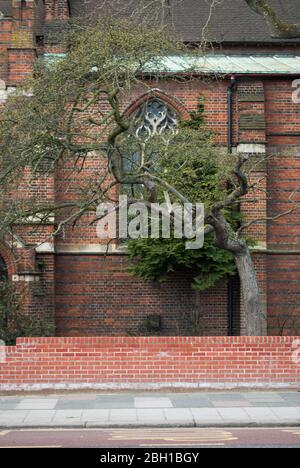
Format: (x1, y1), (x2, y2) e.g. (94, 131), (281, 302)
(133, 98), (179, 142)
(122, 97), (179, 199)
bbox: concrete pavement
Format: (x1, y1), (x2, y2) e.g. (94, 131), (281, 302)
(0, 391), (300, 428)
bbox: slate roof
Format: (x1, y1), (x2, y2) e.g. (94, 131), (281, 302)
(70, 0), (300, 44)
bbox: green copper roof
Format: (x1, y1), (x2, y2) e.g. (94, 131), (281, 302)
(145, 54), (300, 75)
(44, 53), (300, 75)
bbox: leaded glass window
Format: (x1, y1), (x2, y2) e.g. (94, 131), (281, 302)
(119, 98), (180, 242)
(133, 98), (178, 142)
(123, 98), (179, 190)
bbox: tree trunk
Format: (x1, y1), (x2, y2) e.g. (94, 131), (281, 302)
(234, 248), (264, 336)
(206, 208), (265, 336)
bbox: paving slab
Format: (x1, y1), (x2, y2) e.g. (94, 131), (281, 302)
(0, 392), (300, 428)
(244, 407), (279, 423)
(50, 409), (83, 427)
(279, 393), (300, 403)
(217, 408), (252, 424)
(205, 393), (244, 400)
(22, 410), (55, 426)
(16, 399), (58, 410)
(0, 401), (19, 410)
(134, 398), (173, 408)
(191, 408), (223, 426)
(94, 396), (134, 409)
(251, 401), (298, 407)
(243, 393), (285, 403)
(270, 407), (300, 421)
(56, 400), (96, 410)
(0, 410), (29, 426)
(109, 409), (138, 424)
(171, 396), (213, 408)
(82, 409), (110, 422)
(164, 408), (194, 423)
(137, 409), (165, 421)
(60, 394), (97, 401)
(212, 400), (253, 408)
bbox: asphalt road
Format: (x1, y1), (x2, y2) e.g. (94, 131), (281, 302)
(0, 428), (300, 448)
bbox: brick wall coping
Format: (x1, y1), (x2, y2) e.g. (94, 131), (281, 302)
(12, 336), (298, 345)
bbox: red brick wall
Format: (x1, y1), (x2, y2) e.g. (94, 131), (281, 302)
(54, 255), (229, 336)
(45, 0), (69, 20)
(0, 337), (299, 391)
(267, 255), (300, 335)
(265, 80), (300, 335)
(265, 81), (300, 146)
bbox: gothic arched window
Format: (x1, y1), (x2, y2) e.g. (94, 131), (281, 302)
(133, 98), (178, 142)
(0, 256), (7, 281)
(124, 98), (179, 171)
(122, 98), (179, 198)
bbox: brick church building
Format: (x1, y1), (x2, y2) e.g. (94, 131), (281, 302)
(0, 0), (300, 337)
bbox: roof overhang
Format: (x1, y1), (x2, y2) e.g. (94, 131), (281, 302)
(44, 53), (300, 76)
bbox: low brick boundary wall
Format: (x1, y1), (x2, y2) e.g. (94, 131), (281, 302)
(0, 337), (299, 391)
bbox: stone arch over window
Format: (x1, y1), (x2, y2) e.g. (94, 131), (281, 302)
(125, 90), (190, 122)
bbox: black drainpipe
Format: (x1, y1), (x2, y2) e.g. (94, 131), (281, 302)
(227, 76), (237, 336)
(227, 76), (236, 155)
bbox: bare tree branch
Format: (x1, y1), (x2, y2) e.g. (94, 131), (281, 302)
(237, 187), (300, 234)
(245, 0), (300, 38)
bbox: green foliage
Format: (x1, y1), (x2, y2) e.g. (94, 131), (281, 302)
(130, 314), (163, 336)
(0, 281), (54, 345)
(128, 235), (236, 292)
(160, 131), (231, 209)
(119, 127), (232, 210)
(180, 97), (206, 130)
(144, 314), (162, 333)
(126, 106), (239, 292)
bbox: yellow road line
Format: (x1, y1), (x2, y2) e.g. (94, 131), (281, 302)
(282, 430), (300, 436)
(109, 429), (238, 444)
(111, 436), (237, 441)
(110, 432), (234, 436)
